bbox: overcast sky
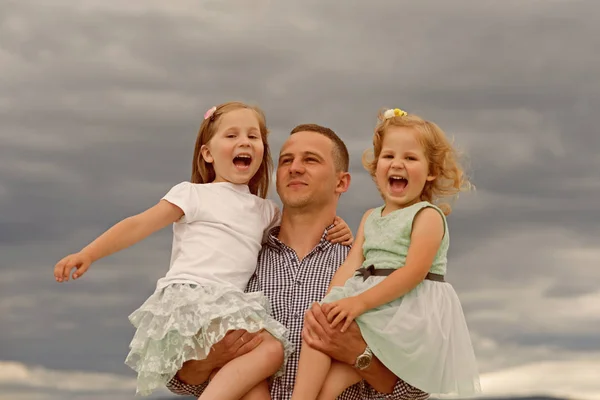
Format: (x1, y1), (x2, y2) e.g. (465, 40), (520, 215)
(1, 0), (599, 399)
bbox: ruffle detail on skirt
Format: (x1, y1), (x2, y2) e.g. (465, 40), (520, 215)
(125, 283), (293, 396)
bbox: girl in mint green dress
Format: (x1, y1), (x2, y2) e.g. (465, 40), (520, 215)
(292, 108), (481, 399)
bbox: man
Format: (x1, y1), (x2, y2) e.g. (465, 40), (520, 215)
(167, 124), (429, 399)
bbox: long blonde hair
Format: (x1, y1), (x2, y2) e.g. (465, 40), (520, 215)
(191, 101), (273, 198)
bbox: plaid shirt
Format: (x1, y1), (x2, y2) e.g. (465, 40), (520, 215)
(167, 227), (429, 400)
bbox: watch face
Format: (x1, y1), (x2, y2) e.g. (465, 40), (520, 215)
(356, 355), (371, 369)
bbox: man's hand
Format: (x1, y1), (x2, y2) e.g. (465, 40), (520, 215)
(302, 302), (366, 365)
(177, 330), (262, 385)
(208, 329), (263, 368)
(326, 216), (354, 246)
(303, 303), (401, 395)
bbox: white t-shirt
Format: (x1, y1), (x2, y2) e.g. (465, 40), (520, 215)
(155, 181), (280, 291)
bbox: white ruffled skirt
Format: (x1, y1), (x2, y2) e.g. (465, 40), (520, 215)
(323, 275), (481, 397)
(125, 282), (293, 396)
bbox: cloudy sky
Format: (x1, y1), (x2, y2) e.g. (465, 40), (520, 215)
(1, 0), (599, 399)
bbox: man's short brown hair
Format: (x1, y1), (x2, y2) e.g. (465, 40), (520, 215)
(289, 124), (349, 172)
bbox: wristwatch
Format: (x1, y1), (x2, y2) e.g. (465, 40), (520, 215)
(353, 345), (373, 370)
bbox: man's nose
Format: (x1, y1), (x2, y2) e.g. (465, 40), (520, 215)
(289, 158), (305, 174)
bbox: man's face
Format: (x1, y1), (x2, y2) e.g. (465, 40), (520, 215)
(276, 131), (348, 210)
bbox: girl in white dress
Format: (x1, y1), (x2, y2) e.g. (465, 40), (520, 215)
(53, 101), (352, 399)
(292, 108), (481, 399)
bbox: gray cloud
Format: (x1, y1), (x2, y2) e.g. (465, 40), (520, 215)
(1, 0), (599, 398)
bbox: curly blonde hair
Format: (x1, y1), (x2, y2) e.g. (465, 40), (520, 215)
(191, 101), (273, 199)
(362, 109), (472, 215)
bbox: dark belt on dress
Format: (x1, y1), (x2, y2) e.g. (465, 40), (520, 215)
(355, 264), (445, 282)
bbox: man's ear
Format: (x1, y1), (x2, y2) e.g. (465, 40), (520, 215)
(335, 171), (351, 195)
(201, 145), (214, 163)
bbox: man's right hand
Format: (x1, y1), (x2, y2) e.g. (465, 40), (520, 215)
(176, 329), (263, 385)
(302, 302), (366, 365)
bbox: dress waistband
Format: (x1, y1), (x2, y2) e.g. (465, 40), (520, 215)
(355, 265), (445, 282)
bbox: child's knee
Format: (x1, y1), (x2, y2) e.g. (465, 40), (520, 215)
(259, 332), (285, 366)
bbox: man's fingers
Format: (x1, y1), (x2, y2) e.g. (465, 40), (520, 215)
(302, 327), (324, 351)
(241, 331), (259, 345)
(312, 303), (333, 329)
(237, 334), (262, 356)
(221, 330), (244, 347)
(321, 302), (333, 315)
(304, 309), (327, 339)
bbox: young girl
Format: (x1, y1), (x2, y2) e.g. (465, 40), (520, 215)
(53, 101), (353, 399)
(291, 108), (481, 399)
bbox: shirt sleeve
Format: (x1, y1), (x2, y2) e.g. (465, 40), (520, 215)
(165, 375), (208, 397)
(161, 182), (199, 223)
(361, 379), (430, 400)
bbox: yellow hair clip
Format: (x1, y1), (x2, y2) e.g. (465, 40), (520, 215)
(383, 108), (407, 119)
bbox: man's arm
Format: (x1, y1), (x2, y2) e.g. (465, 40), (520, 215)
(303, 303), (396, 392)
(303, 303), (429, 399)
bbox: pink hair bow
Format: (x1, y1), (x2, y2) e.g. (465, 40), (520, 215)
(204, 106), (217, 120)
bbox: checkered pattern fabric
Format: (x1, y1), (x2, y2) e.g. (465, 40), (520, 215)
(166, 227), (429, 400)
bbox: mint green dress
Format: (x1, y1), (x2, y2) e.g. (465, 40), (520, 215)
(322, 202), (481, 396)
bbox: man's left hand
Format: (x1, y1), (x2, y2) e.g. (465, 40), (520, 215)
(302, 302), (366, 365)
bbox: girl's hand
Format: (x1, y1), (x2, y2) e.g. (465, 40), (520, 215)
(326, 216), (354, 246)
(324, 296), (367, 333)
(54, 252), (93, 282)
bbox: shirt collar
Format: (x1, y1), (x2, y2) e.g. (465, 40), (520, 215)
(211, 181), (250, 194)
(265, 224), (335, 252)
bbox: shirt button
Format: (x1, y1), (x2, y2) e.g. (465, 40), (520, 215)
(293, 312), (300, 318)
(287, 384), (293, 392)
(295, 280), (302, 286)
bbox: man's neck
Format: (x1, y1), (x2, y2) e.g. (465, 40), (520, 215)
(277, 206), (336, 261)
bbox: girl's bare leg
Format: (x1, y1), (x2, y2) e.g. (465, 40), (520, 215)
(290, 340), (331, 400)
(240, 380), (270, 400)
(317, 361), (361, 400)
(198, 331), (283, 400)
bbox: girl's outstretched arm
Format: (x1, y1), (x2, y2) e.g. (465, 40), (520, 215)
(54, 200), (184, 282)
